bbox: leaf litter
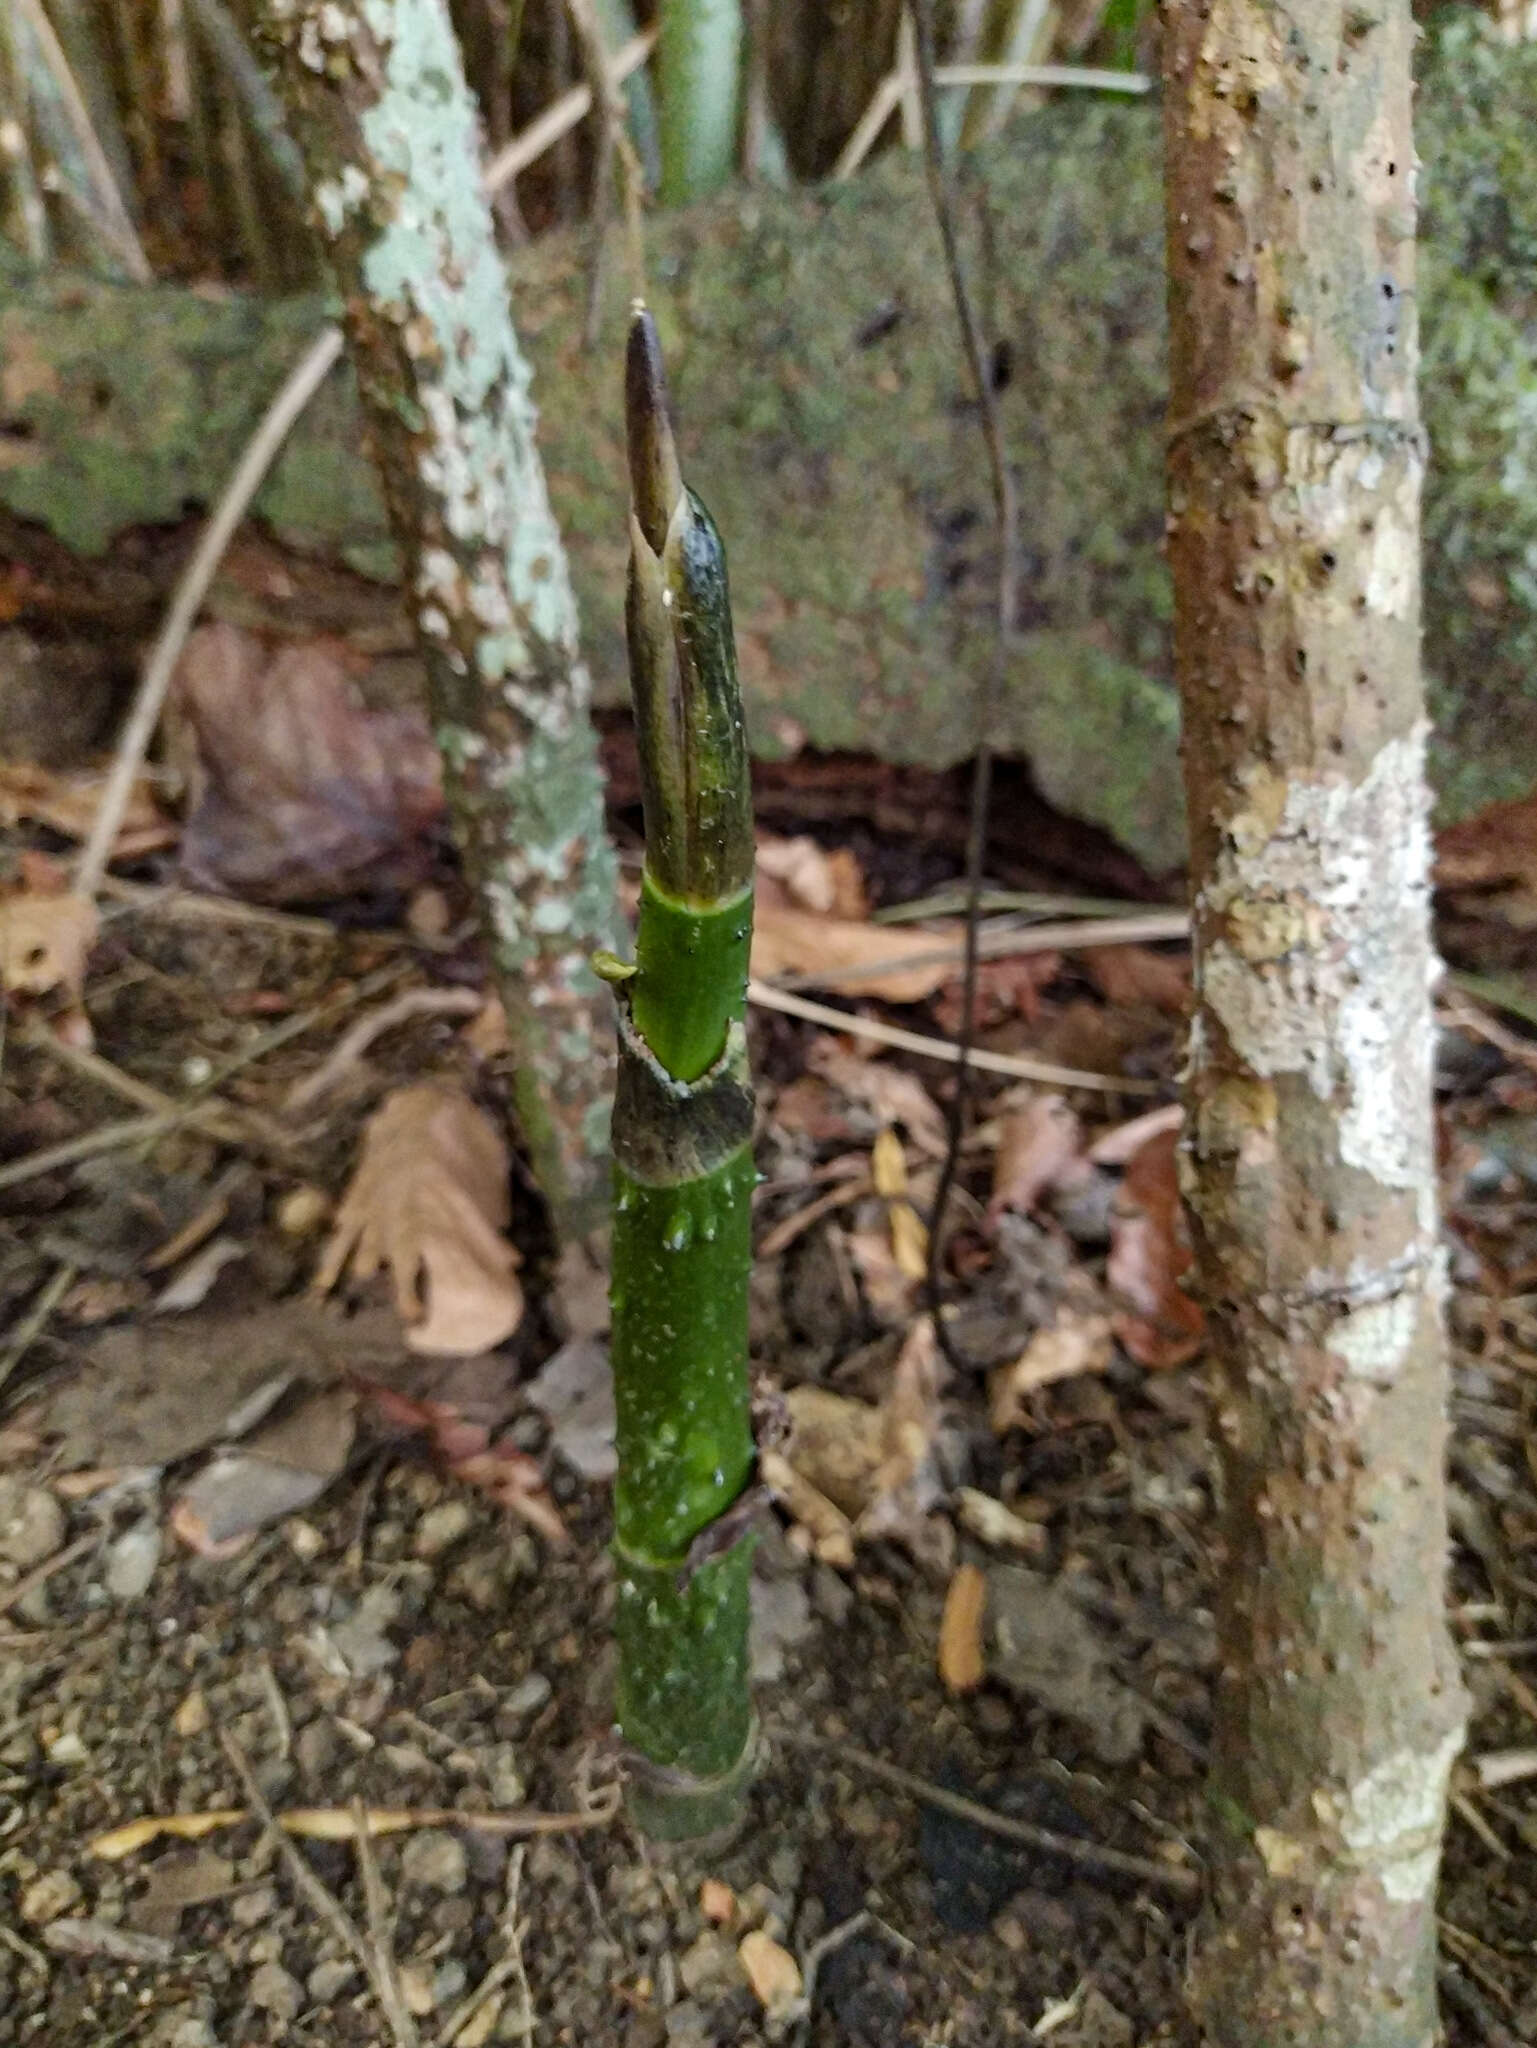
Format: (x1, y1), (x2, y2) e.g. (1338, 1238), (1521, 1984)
(13, 683), (1534, 2044)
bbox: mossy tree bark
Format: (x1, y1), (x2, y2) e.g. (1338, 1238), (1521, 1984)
(254, 0), (622, 1239)
(1161, 2), (1467, 2041)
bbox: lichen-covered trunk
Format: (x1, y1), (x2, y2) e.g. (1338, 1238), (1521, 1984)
(254, 0), (621, 1238)
(1161, 2), (1467, 2042)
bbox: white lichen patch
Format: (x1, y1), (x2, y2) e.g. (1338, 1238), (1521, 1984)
(314, 162), (369, 232)
(1326, 1290), (1420, 1386)
(351, 0), (582, 664)
(1199, 723), (1435, 1192)
(1313, 1724), (1463, 1903)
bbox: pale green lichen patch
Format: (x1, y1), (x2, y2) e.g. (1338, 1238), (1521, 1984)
(1200, 724), (1435, 1196)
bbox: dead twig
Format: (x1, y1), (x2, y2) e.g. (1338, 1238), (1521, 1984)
(434, 1846), (529, 2048)
(767, 909), (1190, 994)
(0, 1533), (95, 1616)
(776, 1730), (1202, 1896)
(221, 1731), (419, 2048)
(353, 1796), (420, 2048)
(74, 327), (345, 899)
(746, 981), (1160, 1095)
(0, 1260), (79, 1392)
(283, 987), (483, 1115)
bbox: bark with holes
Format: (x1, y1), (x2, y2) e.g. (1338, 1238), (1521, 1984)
(1161, 1), (1466, 2041)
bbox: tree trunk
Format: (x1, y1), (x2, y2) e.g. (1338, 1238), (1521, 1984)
(253, 0), (622, 1240)
(1161, 2), (1467, 2042)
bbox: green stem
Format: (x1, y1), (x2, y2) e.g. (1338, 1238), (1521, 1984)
(657, 0), (743, 203)
(609, 305), (758, 1839)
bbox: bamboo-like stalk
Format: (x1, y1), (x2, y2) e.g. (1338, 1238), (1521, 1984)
(607, 305), (758, 1841)
(656, 0), (742, 202)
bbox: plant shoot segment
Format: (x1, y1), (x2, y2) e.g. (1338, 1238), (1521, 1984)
(609, 304), (758, 1840)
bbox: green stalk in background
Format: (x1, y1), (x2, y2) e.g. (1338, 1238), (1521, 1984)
(657, 0), (742, 203)
(607, 304), (758, 1840)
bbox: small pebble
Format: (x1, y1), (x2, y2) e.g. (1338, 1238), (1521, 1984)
(295, 1718), (338, 1779)
(482, 1742), (526, 1807)
(433, 1960), (468, 2006)
(20, 1869), (82, 1926)
(400, 1829), (468, 1895)
(308, 1958), (359, 2002)
(276, 1184), (332, 1236)
(230, 1885), (277, 1929)
(738, 1930), (803, 2022)
(499, 1672), (551, 1725)
(413, 1500), (475, 1559)
(400, 1965), (436, 2016)
(104, 1520), (161, 1601)
(678, 1929), (745, 2002)
(247, 1962), (302, 2023)
(0, 1478), (66, 1568)
(44, 1729), (88, 1767)
(173, 1689), (209, 1738)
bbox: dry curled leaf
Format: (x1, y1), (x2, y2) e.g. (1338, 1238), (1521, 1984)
(780, 1317), (947, 1561)
(352, 1378), (568, 1546)
(751, 901), (956, 1003)
(0, 761), (176, 861)
(988, 1093), (1088, 1224)
(805, 1038), (947, 1156)
(756, 833), (869, 920)
(1079, 943), (1190, 1015)
(171, 622), (442, 902)
(315, 1084), (523, 1355)
(0, 887), (98, 998)
(933, 952), (1061, 1035)
(938, 1562), (988, 1695)
(1107, 1127), (1205, 1370)
(988, 1313), (1116, 1433)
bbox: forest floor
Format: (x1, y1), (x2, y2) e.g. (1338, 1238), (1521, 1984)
(3, 591), (1537, 2046)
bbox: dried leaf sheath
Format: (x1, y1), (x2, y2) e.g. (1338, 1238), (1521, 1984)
(609, 306), (758, 1839)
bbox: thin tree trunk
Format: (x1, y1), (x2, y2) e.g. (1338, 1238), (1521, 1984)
(1161, 2), (1467, 2042)
(254, 0), (622, 1239)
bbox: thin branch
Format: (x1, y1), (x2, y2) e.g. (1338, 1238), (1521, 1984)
(745, 980), (1160, 1094)
(73, 325), (344, 897)
(907, 0), (1021, 1375)
(777, 1730), (1202, 1896)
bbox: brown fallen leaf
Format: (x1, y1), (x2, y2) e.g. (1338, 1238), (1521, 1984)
(353, 1379), (568, 1546)
(171, 621), (442, 902)
(988, 1313), (1116, 1433)
(845, 1225), (921, 1326)
(759, 1449), (856, 1569)
(315, 1083), (523, 1355)
(1436, 786), (1537, 898)
(781, 1318), (948, 1561)
(1079, 943), (1190, 1015)
(751, 901), (957, 1003)
(756, 833), (869, 920)
(805, 1038), (948, 1156)
(988, 1093), (1088, 1224)
(0, 760), (177, 861)
(168, 1385), (360, 1557)
(1086, 1102), (1182, 1168)
(1107, 1127), (1205, 1369)
(938, 1562), (988, 1695)
(933, 951), (1061, 1035)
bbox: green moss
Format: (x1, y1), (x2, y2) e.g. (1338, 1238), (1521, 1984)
(4, 17), (1536, 864)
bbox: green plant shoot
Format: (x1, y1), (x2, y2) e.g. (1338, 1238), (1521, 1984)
(608, 303), (758, 1840)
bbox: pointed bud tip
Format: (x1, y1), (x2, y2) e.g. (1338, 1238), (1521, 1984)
(625, 307), (682, 556)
